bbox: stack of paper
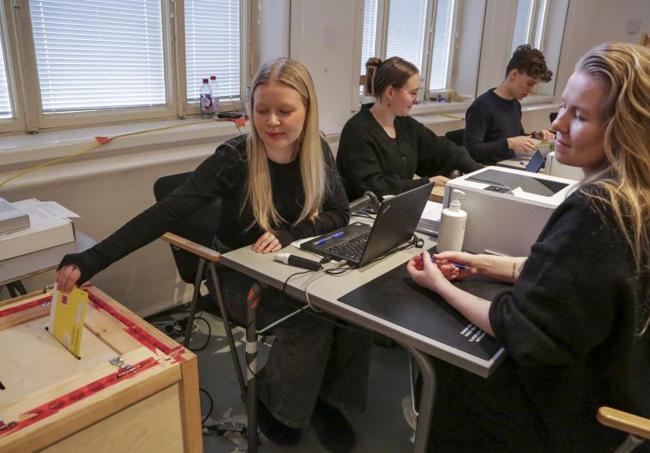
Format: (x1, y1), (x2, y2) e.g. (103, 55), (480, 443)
(416, 201), (443, 236)
(0, 199), (79, 261)
(0, 198), (30, 234)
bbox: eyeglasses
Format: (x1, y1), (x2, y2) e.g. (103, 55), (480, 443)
(400, 88), (419, 99)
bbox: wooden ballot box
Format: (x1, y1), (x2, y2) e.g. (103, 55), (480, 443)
(0, 287), (202, 453)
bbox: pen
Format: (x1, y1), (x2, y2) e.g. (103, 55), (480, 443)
(314, 230), (344, 246)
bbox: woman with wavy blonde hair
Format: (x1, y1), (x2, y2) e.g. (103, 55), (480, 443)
(56, 58), (370, 451)
(408, 42), (650, 451)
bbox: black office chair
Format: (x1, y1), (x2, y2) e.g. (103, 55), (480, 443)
(549, 112), (558, 123)
(153, 172), (309, 452)
(153, 172), (260, 445)
(445, 128), (465, 147)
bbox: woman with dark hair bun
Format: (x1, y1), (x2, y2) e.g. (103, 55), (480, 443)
(336, 56), (480, 201)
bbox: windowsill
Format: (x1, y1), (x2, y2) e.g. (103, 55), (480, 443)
(0, 117), (248, 173)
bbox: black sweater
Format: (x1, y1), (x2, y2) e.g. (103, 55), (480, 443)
(60, 134), (349, 284)
(488, 187), (650, 450)
(336, 103), (481, 200)
(464, 89), (526, 164)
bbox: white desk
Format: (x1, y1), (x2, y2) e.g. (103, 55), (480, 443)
(221, 232), (507, 452)
(0, 232), (95, 296)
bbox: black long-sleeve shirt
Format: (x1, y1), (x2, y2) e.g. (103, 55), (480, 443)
(486, 187), (650, 450)
(336, 103), (481, 200)
(464, 89), (525, 164)
(60, 134), (349, 284)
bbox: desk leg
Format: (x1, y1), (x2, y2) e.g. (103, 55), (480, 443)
(6, 281), (27, 297)
(404, 346), (436, 453)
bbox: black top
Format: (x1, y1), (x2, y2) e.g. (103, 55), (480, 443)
(59, 134), (349, 284)
(336, 103), (481, 200)
(464, 89), (526, 164)
(488, 187), (650, 448)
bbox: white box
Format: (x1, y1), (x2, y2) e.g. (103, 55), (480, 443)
(0, 217), (75, 261)
(443, 166), (578, 256)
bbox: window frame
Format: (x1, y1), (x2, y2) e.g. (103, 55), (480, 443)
(360, 0), (461, 103)
(0, 0), (249, 134)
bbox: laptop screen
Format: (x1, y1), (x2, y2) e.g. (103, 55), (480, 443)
(301, 182), (434, 267)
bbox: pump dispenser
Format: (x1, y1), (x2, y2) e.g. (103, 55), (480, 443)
(437, 190), (467, 252)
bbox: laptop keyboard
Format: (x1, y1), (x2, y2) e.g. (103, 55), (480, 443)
(325, 232), (370, 262)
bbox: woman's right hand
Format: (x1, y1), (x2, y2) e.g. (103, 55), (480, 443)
(507, 135), (537, 154)
(56, 265), (81, 293)
(432, 251), (478, 280)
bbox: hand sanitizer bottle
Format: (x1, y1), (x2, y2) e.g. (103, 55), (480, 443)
(437, 190), (467, 252)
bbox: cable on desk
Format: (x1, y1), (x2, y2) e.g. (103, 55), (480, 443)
(351, 207), (377, 220)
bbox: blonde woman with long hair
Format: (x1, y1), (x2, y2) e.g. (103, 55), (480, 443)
(408, 42), (650, 451)
(56, 59), (370, 451)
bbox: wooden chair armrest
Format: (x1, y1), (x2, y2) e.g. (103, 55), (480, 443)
(598, 407), (650, 440)
(161, 232), (221, 263)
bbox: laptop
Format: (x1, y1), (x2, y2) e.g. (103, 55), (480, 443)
(301, 182), (434, 267)
(523, 150), (545, 173)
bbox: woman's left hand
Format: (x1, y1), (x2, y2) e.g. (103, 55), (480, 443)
(252, 232), (282, 254)
(541, 129), (556, 142)
(406, 251), (453, 293)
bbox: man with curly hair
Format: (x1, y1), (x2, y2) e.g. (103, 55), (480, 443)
(464, 44), (554, 164)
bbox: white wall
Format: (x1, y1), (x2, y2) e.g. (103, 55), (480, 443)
(555, 0), (650, 95)
(1, 126), (239, 316)
(288, 0), (362, 133)
(254, 0), (291, 68)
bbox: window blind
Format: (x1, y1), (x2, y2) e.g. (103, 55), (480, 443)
(360, 0), (378, 75)
(30, 0), (165, 113)
(184, 0), (240, 102)
(512, 0), (535, 53)
(429, 0), (455, 90)
(0, 36), (11, 118)
(385, 0), (427, 71)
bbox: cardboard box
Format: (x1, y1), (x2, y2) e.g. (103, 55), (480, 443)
(0, 217), (75, 261)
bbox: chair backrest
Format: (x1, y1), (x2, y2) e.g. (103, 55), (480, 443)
(445, 128), (465, 146)
(549, 112), (558, 124)
(153, 172), (222, 284)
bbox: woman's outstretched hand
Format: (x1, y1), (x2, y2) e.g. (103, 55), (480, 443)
(55, 265), (81, 293)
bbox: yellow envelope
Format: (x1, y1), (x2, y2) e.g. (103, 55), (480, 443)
(48, 286), (89, 359)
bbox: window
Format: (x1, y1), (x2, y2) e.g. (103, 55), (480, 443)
(428, 0), (455, 91)
(359, 0), (460, 100)
(360, 0), (378, 75)
(511, 0), (568, 96)
(184, 0), (240, 102)
(30, 0), (166, 112)
(385, 0), (428, 71)
(0, 0), (246, 133)
(0, 34), (10, 118)
(511, 0), (547, 53)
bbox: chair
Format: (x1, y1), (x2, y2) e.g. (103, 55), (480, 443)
(598, 407), (650, 452)
(153, 172), (308, 452)
(153, 173), (257, 445)
(549, 112), (558, 123)
(445, 128), (465, 147)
